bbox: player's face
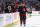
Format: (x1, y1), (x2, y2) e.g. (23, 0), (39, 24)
(22, 4), (25, 6)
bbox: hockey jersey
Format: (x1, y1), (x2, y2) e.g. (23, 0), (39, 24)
(19, 6), (27, 15)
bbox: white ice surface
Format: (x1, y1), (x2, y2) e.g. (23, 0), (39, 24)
(9, 16), (40, 27)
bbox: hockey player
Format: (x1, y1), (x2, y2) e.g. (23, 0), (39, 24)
(18, 3), (28, 26)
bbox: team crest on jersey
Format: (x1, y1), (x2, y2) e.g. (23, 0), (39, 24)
(23, 8), (25, 12)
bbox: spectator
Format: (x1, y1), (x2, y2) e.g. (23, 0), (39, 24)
(1, 3), (4, 13)
(35, 3), (39, 11)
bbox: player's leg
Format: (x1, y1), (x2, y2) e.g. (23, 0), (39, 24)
(23, 15), (26, 26)
(23, 19), (26, 26)
(20, 15), (23, 26)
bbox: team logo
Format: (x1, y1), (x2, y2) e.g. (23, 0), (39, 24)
(23, 8), (25, 12)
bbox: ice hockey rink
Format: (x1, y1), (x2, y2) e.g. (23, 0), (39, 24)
(0, 12), (40, 27)
(9, 15), (40, 27)
(9, 11), (40, 27)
